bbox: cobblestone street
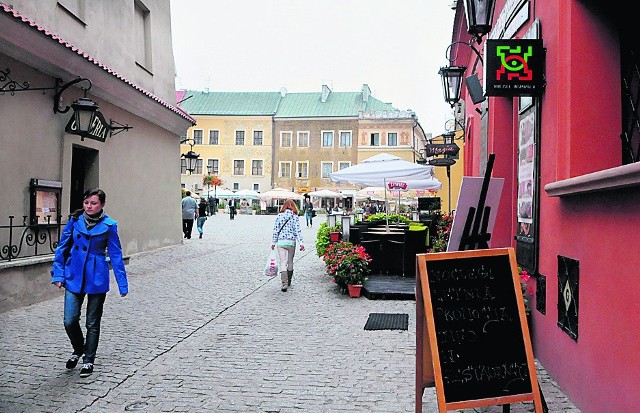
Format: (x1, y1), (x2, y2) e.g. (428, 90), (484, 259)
(0, 214), (580, 412)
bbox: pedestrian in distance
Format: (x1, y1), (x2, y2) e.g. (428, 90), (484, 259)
(50, 188), (128, 378)
(196, 197), (208, 239)
(271, 199), (305, 292)
(302, 194), (314, 227)
(208, 195), (216, 215)
(228, 197), (237, 220)
(181, 191), (198, 239)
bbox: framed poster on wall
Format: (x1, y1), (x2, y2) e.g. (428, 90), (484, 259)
(515, 102), (540, 274)
(30, 179), (62, 225)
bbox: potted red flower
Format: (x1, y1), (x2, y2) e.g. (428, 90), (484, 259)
(323, 241), (372, 297)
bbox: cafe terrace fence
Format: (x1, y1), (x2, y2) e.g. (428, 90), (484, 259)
(0, 215), (64, 262)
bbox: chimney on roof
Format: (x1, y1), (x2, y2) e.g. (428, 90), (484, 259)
(362, 84), (371, 103)
(280, 87), (287, 97)
(321, 84), (331, 103)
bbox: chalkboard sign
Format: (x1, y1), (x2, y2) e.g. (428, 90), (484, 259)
(415, 248), (542, 412)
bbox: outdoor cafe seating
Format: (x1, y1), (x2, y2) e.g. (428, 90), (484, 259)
(350, 219), (428, 278)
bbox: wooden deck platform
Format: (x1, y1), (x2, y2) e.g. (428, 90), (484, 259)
(363, 275), (416, 300)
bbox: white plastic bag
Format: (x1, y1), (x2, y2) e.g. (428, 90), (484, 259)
(264, 250), (278, 277)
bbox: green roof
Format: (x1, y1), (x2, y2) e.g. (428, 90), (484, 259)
(275, 92), (398, 118)
(179, 91), (282, 115)
(177, 89), (400, 118)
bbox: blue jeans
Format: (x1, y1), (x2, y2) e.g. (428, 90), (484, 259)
(63, 290), (106, 364)
(196, 216), (207, 234)
(305, 212), (313, 226)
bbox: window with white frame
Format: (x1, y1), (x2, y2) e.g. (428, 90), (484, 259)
(207, 159), (219, 175)
(193, 129), (203, 144)
(322, 131), (334, 147)
(253, 131), (263, 145)
(195, 159), (203, 174)
(233, 182), (239, 190)
(279, 162), (292, 178)
(180, 159), (187, 174)
(209, 130), (219, 145)
(233, 160), (244, 175)
(296, 162), (309, 178)
(251, 160), (263, 176)
(235, 131), (245, 145)
(338, 161), (351, 170)
(281, 131), (292, 147)
(253, 183), (260, 191)
(321, 162), (333, 178)
(387, 132), (398, 146)
(298, 131), (310, 147)
(339, 131), (352, 147)
(370, 132), (380, 146)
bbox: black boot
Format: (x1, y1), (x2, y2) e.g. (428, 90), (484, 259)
(280, 271), (288, 292)
(287, 270), (293, 286)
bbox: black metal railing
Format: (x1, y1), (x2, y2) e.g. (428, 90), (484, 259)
(0, 216), (64, 262)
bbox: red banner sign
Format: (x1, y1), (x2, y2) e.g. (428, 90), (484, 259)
(387, 181), (408, 190)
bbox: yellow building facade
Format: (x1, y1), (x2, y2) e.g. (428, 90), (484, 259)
(181, 115), (273, 195)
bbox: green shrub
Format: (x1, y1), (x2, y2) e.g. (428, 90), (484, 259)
(315, 222), (341, 257)
(366, 213), (410, 224)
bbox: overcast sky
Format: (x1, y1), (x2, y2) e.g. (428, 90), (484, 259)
(170, 0), (456, 135)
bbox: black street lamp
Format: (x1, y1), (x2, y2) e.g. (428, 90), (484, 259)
(180, 138), (200, 174)
(463, 0), (497, 42)
(438, 0), (496, 108)
(439, 66), (467, 108)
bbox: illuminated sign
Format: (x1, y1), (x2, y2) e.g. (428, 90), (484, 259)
(484, 39), (545, 97)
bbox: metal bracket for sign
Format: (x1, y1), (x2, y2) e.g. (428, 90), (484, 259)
(109, 119), (132, 137)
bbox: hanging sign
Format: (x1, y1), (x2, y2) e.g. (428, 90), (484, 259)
(425, 143), (459, 157)
(65, 110), (111, 142)
(429, 157), (456, 167)
(484, 39), (545, 97)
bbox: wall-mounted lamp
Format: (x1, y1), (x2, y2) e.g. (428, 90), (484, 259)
(439, 65), (467, 108)
(180, 138), (200, 174)
(1, 69), (132, 141)
(438, 0), (495, 107)
(462, 0), (497, 43)
(439, 40), (486, 107)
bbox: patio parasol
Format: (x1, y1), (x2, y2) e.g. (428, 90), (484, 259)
(330, 153), (442, 228)
(235, 189), (260, 199)
(259, 187), (304, 200)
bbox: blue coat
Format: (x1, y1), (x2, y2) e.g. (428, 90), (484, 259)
(51, 214), (128, 295)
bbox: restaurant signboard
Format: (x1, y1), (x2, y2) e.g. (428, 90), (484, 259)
(484, 39), (545, 97)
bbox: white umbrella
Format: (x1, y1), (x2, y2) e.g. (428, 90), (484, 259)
(204, 188), (236, 198)
(330, 153), (441, 228)
(235, 189), (260, 199)
(329, 153), (438, 187)
(307, 189), (342, 198)
(259, 187), (304, 200)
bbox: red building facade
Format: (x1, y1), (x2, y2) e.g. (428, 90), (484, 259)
(451, 1), (640, 411)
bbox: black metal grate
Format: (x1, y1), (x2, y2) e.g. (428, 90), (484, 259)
(557, 256), (579, 341)
(620, 19), (640, 164)
(364, 313), (409, 331)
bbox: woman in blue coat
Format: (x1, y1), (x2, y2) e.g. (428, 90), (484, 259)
(51, 188), (128, 378)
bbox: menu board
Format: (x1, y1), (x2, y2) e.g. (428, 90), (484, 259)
(416, 248), (542, 412)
